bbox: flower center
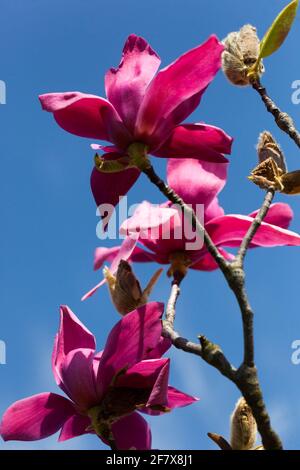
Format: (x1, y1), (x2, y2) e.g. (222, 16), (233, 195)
(94, 142), (150, 174)
(167, 251), (192, 279)
(88, 385), (170, 440)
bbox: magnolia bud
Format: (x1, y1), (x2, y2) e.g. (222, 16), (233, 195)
(104, 260), (162, 316)
(222, 25), (264, 86)
(230, 397), (257, 450)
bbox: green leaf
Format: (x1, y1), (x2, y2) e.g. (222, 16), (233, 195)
(259, 0), (298, 60)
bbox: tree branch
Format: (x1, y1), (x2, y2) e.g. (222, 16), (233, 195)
(145, 164), (283, 450)
(251, 78), (300, 149)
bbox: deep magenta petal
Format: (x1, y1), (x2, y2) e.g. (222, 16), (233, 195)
(52, 306), (96, 387)
(105, 34), (160, 133)
(111, 412), (151, 450)
(96, 302), (164, 397)
(39, 92), (131, 148)
(0, 393), (74, 441)
(91, 165), (140, 231)
(249, 203), (293, 230)
(59, 414), (92, 442)
(135, 36), (224, 144)
(206, 214), (300, 248)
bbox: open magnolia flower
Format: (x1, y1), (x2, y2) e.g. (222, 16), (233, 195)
(84, 158), (300, 297)
(0, 304), (196, 450)
(39, 34), (232, 223)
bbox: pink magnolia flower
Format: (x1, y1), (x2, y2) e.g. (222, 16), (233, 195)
(0, 304), (197, 450)
(84, 158), (300, 297)
(39, 34), (232, 220)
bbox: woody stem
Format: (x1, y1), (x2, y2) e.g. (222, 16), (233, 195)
(251, 78), (300, 149)
(144, 164), (282, 450)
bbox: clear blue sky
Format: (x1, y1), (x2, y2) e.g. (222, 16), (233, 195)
(1, 0), (300, 450)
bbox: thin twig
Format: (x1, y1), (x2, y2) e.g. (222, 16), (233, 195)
(237, 188), (275, 266)
(252, 78), (300, 149)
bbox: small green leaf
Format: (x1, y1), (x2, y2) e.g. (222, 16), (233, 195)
(259, 0), (298, 60)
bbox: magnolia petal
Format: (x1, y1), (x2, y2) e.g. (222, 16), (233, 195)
(115, 358), (170, 390)
(59, 414), (92, 442)
(167, 386), (199, 409)
(135, 35), (224, 144)
(120, 201), (180, 237)
(249, 203), (293, 230)
(59, 349), (98, 409)
(96, 302), (164, 397)
(155, 124), (232, 163)
(52, 306), (96, 387)
(94, 246), (122, 271)
(204, 197), (225, 222)
(166, 157), (228, 208)
(190, 248), (234, 271)
(82, 235), (138, 300)
(146, 360), (170, 408)
(0, 393), (74, 441)
(39, 92), (131, 148)
(105, 34), (161, 133)
(146, 337), (172, 359)
(111, 412), (152, 450)
(206, 214), (300, 248)
(91, 165), (141, 231)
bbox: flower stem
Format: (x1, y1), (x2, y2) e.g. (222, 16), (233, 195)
(251, 78), (300, 149)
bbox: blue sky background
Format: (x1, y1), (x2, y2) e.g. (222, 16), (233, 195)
(1, 0), (300, 450)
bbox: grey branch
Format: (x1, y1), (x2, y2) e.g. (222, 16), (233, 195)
(143, 164), (283, 450)
(252, 78), (300, 149)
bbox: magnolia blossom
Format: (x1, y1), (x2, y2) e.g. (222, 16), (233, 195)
(84, 158), (300, 297)
(0, 304), (197, 450)
(39, 34), (232, 221)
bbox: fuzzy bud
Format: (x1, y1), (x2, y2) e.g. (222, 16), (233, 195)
(222, 25), (264, 86)
(230, 397), (257, 450)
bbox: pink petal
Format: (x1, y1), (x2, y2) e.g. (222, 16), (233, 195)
(167, 386), (199, 409)
(96, 302), (164, 397)
(115, 358), (170, 390)
(206, 214), (300, 248)
(155, 124), (232, 162)
(59, 414), (92, 442)
(91, 165), (140, 231)
(105, 34), (161, 133)
(205, 197), (225, 222)
(94, 246), (122, 271)
(0, 393), (74, 441)
(146, 337), (172, 359)
(167, 157), (228, 209)
(249, 203), (293, 230)
(82, 235), (138, 300)
(146, 360), (170, 408)
(60, 349), (98, 409)
(52, 306), (96, 386)
(39, 92), (131, 148)
(111, 412), (151, 450)
(135, 35), (224, 146)
(130, 245), (160, 263)
(191, 248), (235, 271)
(120, 201), (180, 237)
